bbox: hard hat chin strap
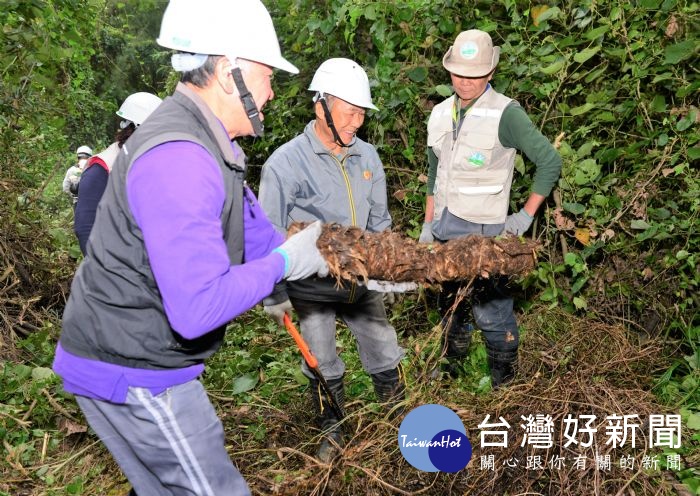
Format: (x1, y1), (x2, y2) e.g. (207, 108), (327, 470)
(319, 96), (349, 148)
(231, 67), (264, 137)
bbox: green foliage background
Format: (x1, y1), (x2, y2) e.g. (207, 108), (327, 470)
(5, 0), (694, 356)
(0, 0), (698, 493)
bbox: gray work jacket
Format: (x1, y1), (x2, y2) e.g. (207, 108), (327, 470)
(259, 120), (391, 302)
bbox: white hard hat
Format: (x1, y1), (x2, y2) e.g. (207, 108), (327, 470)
(308, 58), (377, 110)
(116, 92), (163, 126)
(156, 0), (298, 74)
(76, 145), (93, 157)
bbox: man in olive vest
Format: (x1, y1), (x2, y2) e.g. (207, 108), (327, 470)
(418, 30), (562, 387)
(52, 1), (328, 494)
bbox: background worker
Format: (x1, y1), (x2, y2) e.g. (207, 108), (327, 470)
(62, 145), (92, 207)
(259, 58), (405, 462)
(419, 30), (562, 386)
(74, 91), (162, 254)
(52, 1), (328, 494)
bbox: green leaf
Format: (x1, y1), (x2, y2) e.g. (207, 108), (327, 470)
(636, 225), (659, 241)
(577, 141), (595, 157)
(681, 477), (700, 493)
(571, 274), (589, 293)
(570, 103), (595, 115)
(574, 46), (601, 63)
(563, 202), (585, 214)
(663, 40), (697, 65)
(535, 6), (561, 23)
(541, 60), (565, 75)
(584, 65), (609, 83)
(435, 84), (453, 97)
(573, 296), (587, 309)
(685, 351), (699, 370)
(676, 250), (689, 260)
(292, 368), (309, 385)
(13, 364), (32, 379)
(631, 220), (651, 230)
(677, 115), (694, 132)
(687, 412), (700, 431)
(584, 25), (610, 40)
(650, 94), (666, 113)
(31, 367), (55, 381)
(573, 158), (601, 185)
(406, 67), (427, 83)
(564, 252), (578, 265)
(688, 147), (700, 160)
(231, 374), (258, 395)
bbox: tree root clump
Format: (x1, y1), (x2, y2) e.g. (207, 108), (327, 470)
(289, 222), (540, 285)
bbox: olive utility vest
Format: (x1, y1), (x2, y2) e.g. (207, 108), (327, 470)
(60, 83), (246, 370)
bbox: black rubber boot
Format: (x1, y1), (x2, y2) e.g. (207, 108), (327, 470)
(443, 318), (473, 358)
(309, 376), (345, 463)
(441, 318), (473, 377)
(486, 347), (518, 388)
(371, 365), (406, 418)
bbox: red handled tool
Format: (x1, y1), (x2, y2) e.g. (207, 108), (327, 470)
(283, 313), (344, 420)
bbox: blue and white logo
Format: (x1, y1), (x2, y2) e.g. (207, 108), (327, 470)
(398, 404), (472, 472)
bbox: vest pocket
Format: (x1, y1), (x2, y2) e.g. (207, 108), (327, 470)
(447, 168), (511, 223)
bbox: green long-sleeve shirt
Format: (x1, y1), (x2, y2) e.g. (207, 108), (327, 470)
(426, 101), (561, 197)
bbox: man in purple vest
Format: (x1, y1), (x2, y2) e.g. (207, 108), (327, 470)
(52, 1), (327, 494)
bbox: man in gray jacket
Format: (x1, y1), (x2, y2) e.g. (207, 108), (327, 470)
(258, 58), (405, 462)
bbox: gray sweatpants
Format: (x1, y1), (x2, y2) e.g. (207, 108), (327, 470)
(291, 290), (405, 380)
(76, 380), (250, 496)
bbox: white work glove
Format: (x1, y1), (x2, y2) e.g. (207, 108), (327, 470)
(418, 221), (434, 244)
(366, 280), (418, 293)
(263, 298), (293, 325)
(272, 221), (329, 281)
(503, 208), (534, 236)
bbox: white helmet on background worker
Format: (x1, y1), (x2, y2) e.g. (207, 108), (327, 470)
(156, 0), (298, 74)
(76, 145), (93, 158)
(116, 92), (163, 127)
(308, 58), (377, 110)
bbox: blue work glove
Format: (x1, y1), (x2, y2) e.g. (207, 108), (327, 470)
(503, 208), (534, 236)
(263, 298), (293, 325)
(418, 221), (434, 244)
(273, 221), (329, 281)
